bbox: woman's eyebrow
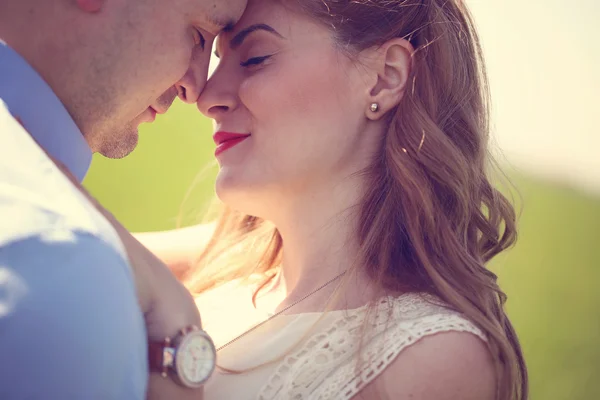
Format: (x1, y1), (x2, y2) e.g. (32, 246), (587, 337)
(230, 24), (284, 49)
(214, 23), (284, 58)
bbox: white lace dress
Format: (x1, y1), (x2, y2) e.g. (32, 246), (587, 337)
(196, 282), (486, 400)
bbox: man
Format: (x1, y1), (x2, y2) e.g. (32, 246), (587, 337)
(0, 0), (245, 398)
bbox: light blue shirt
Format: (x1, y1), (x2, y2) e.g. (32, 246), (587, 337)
(0, 42), (148, 399)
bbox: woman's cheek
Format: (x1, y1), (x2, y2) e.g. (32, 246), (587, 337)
(239, 60), (312, 113)
(239, 67), (285, 117)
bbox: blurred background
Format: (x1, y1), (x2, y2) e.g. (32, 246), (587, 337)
(83, 0), (600, 398)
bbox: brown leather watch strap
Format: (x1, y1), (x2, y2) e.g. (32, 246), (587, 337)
(148, 338), (170, 377)
(147, 327), (201, 380)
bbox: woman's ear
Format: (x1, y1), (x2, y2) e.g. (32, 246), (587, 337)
(75, 0), (105, 13)
(362, 38), (414, 120)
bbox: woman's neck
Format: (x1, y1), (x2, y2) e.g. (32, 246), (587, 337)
(256, 178), (379, 314)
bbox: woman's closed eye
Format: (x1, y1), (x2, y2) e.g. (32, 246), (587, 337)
(240, 55), (272, 68)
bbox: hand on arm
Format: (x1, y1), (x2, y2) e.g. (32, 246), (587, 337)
(52, 158), (208, 399)
(100, 209), (210, 400)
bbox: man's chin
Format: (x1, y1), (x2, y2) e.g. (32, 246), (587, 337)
(97, 128), (139, 159)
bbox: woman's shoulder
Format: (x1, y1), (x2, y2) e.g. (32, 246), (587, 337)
(355, 293), (494, 399)
(359, 327), (496, 400)
(344, 294), (492, 399)
(257, 292), (491, 400)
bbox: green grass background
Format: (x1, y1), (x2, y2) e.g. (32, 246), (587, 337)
(84, 100), (600, 399)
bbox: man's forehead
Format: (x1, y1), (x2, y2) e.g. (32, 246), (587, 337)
(199, 0), (246, 31)
(206, 13), (235, 32)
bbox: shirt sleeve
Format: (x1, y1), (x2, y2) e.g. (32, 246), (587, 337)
(0, 231), (148, 399)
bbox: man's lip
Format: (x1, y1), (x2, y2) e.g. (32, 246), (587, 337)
(213, 131), (251, 145)
(149, 106), (168, 115)
(144, 107), (156, 123)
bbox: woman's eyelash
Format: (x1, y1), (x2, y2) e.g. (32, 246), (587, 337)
(240, 55), (272, 67)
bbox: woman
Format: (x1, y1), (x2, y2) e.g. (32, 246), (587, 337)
(141, 0), (528, 398)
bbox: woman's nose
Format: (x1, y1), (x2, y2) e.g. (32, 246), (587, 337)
(196, 74), (237, 119)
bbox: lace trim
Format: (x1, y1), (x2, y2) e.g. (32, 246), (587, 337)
(258, 293), (486, 400)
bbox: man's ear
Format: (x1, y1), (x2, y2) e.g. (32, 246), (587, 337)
(75, 0), (105, 13)
(362, 38), (413, 120)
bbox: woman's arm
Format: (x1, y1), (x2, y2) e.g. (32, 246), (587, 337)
(134, 223), (216, 279)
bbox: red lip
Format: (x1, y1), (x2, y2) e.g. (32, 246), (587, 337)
(213, 131), (251, 156)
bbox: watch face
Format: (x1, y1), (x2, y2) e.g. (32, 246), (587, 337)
(176, 331), (216, 387)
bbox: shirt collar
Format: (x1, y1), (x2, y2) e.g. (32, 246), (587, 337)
(0, 40), (92, 182)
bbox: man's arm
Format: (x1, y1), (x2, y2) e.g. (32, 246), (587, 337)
(0, 232), (148, 399)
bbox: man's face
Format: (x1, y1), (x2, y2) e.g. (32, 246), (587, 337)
(74, 0), (247, 158)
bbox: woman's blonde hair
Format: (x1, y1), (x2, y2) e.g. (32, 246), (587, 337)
(183, 1), (527, 398)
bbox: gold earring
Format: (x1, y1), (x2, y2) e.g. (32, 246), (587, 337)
(370, 103), (379, 112)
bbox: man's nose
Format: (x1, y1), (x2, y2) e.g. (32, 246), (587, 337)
(175, 50), (211, 104)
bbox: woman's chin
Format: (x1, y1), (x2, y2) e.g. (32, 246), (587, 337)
(215, 175), (265, 217)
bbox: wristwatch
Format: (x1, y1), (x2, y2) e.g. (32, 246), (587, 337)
(148, 325), (217, 388)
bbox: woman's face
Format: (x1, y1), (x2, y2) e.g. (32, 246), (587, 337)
(197, 0), (380, 217)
